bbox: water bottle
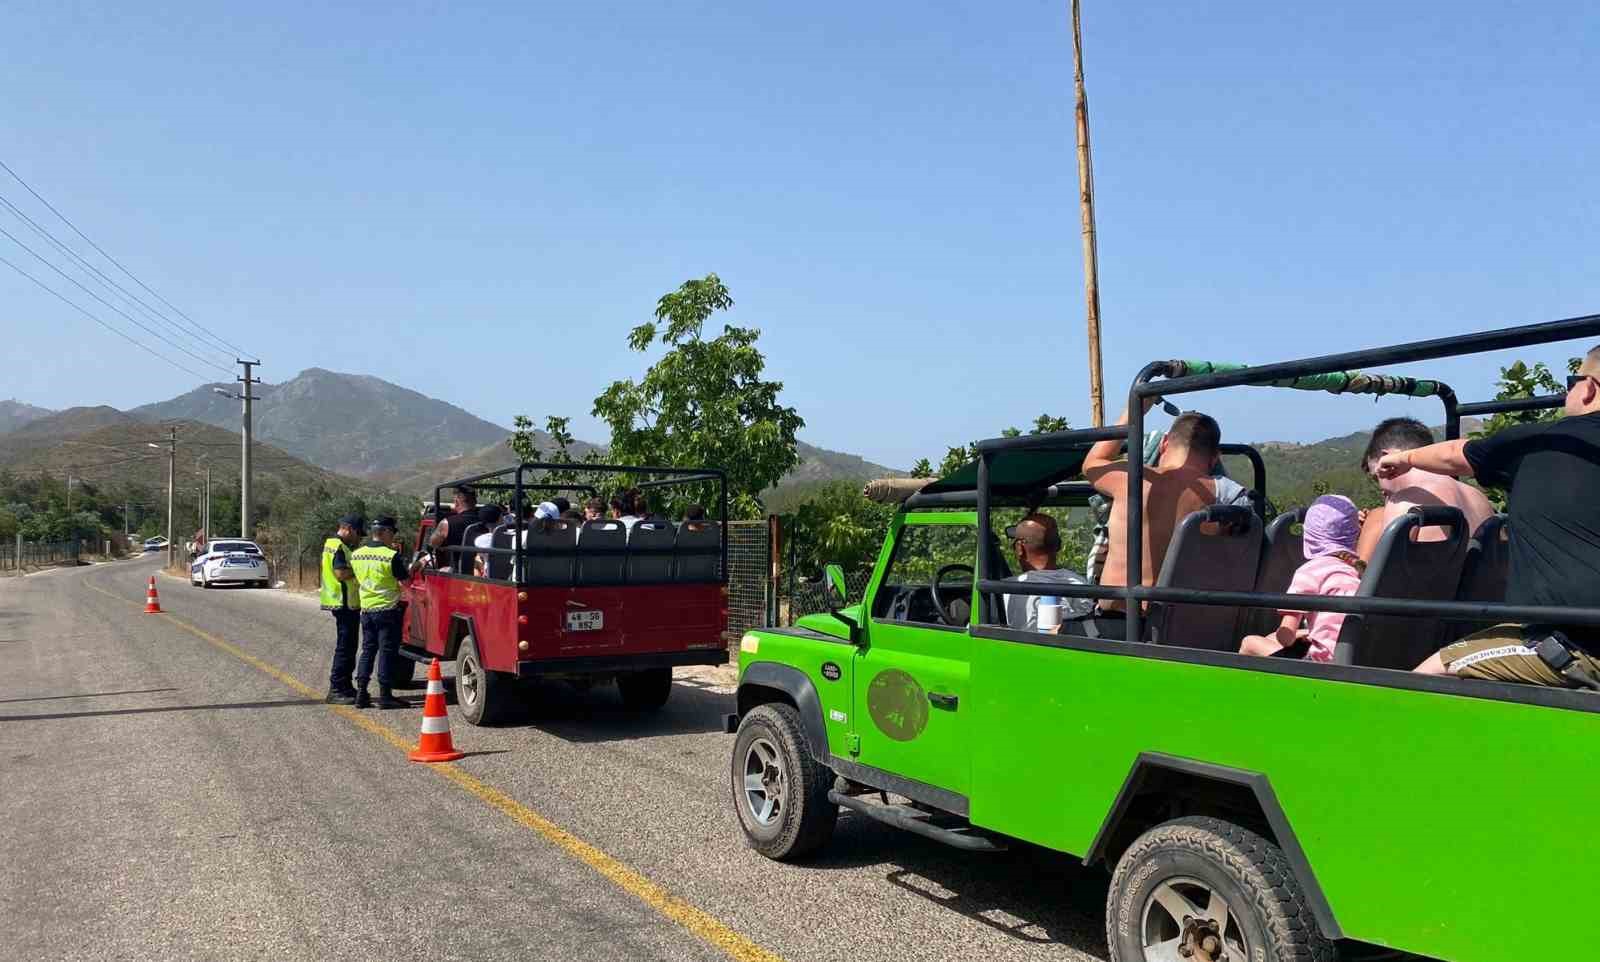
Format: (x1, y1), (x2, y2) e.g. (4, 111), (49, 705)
(1036, 595), (1062, 633)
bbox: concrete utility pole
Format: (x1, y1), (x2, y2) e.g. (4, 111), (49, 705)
(1071, 0), (1106, 427)
(65, 471), (73, 515)
(148, 428), (177, 568)
(237, 360), (260, 540)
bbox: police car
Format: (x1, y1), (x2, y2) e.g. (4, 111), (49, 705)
(190, 539), (270, 588)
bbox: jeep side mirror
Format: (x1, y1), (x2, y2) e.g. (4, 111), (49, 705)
(823, 563), (848, 611)
(822, 563), (861, 644)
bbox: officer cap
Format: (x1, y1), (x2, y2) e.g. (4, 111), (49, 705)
(337, 513), (366, 533)
(370, 515), (399, 531)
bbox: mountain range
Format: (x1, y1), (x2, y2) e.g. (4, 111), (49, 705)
(0, 368), (901, 496)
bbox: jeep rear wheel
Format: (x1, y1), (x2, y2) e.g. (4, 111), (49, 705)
(1107, 816), (1333, 962)
(454, 634), (514, 726)
(616, 667), (672, 710)
(730, 703), (836, 861)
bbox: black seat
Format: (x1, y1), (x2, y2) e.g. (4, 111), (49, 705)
(1148, 505), (1263, 651)
(576, 520), (628, 585)
(674, 521), (722, 582)
(1444, 514), (1511, 641)
(487, 524), (516, 581)
(456, 522), (487, 575)
(626, 520), (676, 583)
(1333, 506), (1470, 670)
(1237, 509), (1306, 637)
(524, 520), (578, 586)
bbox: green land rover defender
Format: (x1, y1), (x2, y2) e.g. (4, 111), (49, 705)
(727, 315), (1600, 962)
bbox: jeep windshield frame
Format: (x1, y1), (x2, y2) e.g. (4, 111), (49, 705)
(967, 311), (1600, 657)
(428, 461), (729, 586)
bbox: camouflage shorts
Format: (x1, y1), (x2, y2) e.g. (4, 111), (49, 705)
(1439, 624), (1600, 688)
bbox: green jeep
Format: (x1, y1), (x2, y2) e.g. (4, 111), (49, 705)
(727, 316), (1600, 962)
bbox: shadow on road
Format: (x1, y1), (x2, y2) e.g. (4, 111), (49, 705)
(800, 815), (1112, 956)
(0, 687), (181, 706)
(522, 677), (734, 743)
(0, 696), (321, 723)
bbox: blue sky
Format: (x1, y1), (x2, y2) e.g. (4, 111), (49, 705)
(3, 1), (1596, 468)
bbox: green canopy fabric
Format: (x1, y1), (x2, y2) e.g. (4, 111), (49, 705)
(921, 447), (1090, 496)
(1172, 360), (1444, 399)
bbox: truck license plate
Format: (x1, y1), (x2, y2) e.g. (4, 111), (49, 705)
(566, 610), (603, 632)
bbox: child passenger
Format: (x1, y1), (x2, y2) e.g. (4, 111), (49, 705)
(1239, 494), (1365, 662)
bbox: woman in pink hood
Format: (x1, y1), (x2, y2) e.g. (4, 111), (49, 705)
(1239, 494), (1366, 662)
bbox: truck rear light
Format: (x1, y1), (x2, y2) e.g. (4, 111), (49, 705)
(518, 640), (530, 652)
(518, 615), (528, 624)
(719, 585), (729, 598)
(517, 591), (528, 601)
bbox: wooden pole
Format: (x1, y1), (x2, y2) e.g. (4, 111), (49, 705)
(1071, 0), (1105, 427)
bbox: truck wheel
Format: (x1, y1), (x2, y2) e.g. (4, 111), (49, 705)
(730, 703), (836, 861)
(454, 634), (513, 726)
(616, 667), (672, 710)
(1107, 815), (1334, 962)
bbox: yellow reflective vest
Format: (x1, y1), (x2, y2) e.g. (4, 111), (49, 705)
(319, 537), (360, 611)
(350, 541), (404, 611)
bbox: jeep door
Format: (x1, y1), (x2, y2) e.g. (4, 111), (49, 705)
(853, 513), (975, 800)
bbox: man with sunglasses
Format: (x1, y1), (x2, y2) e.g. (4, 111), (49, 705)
(1374, 346), (1600, 686)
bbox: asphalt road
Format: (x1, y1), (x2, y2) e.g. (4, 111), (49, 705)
(1, 556), (1115, 962)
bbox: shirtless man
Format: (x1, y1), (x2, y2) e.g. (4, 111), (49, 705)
(1079, 403), (1229, 640)
(1354, 418), (1493, 561)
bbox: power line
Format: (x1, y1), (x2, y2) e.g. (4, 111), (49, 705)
(0, 250), (214, 382)
(0, 157), (253, 358)
(0, 190), (235, 366)
(0, 222), (234, 377)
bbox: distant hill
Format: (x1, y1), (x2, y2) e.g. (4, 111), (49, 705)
(0, 415), (353, 493)
(134, 368), (511, 477)
(0, 399), (54, 436)
(372, 436), (900, 499)
(0, 406), (144, 463)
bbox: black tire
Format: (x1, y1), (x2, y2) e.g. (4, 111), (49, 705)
(730, 703), (837, 860)
(1107, 815), (1334, 962)
(454, 634), (515, 726)
(616, 667), (672, 711)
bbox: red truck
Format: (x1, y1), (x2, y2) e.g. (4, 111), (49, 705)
(399, 462), (731, 724)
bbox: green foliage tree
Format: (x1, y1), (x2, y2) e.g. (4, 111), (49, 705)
(588, 274), (804, 518)
(1465, 356), (1578, 508)
(781, 480), (895, 576)
(506, 414), (607, 496)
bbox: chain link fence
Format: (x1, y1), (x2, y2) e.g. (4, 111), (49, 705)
(1, 539), (81, 573)
(726, 520), (772, 638)
(783, 566), (873, 624)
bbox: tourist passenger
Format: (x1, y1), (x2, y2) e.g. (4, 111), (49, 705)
(426, 485), (478, 571)
(619, 488), (643, 528)
(608, 495), (626, 520)
(1001, 514), (1084, 630)
(1239, 495), (1364, 661)
(584, 498), (605, 522)
(1385, 347), (1600, 687)
(683, 503), (707, 522)
(1079, 403), (1233, 640)
(1355, 418), (1494, 561)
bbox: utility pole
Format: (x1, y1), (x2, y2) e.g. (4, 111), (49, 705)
(237, 359), (260, 540)
(149, 428), (177, 568)
(124, 500), (129, 542)
(1071, 0), (1106, 427)
(65, 470), (73, 515)
(205, 463), (212, 544)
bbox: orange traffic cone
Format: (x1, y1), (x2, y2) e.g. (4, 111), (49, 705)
(408, 658), (464, 763)
(143, 576), (163, 614)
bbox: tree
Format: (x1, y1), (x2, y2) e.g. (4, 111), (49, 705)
(1468, 356), (1578, 508)
(507, 414), (606, 494)
(590, 274), (804, 517)
(914, 414), (1073, 479)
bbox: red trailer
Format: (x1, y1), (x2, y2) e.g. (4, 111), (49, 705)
(400, 462), (730, 725)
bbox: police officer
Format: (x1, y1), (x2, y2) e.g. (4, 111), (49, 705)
(349, 516), (413, 710)
(320, 514), (364, 704)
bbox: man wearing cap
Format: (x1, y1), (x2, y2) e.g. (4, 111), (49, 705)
(320, 514), (365, 704)
(350, 516), (413, 710)
(1001, 513), (1088, 630)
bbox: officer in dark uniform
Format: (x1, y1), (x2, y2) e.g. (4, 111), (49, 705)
(349, 516), (413, 709)
(320, 513), (365, 704)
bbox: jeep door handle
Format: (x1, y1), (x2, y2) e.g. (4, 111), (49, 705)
(928, 692), (958, 710)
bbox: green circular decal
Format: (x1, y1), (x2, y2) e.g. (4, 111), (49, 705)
(866, 669), (928, 742)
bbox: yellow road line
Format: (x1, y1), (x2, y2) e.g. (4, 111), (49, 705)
(85, 579), (784, 962)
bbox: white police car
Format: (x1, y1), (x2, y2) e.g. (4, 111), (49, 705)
(190, 539), (270, 588)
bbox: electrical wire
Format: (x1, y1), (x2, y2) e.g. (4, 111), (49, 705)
(0, 190), (235, 367)
(0, 250), (215, 382)
(0, 157), (252, 359)
(0, 223), (234, 377)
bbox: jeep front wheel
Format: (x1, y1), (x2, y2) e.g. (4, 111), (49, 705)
(1107, 815), (1333, 962)
(730, 703), (836, 861)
